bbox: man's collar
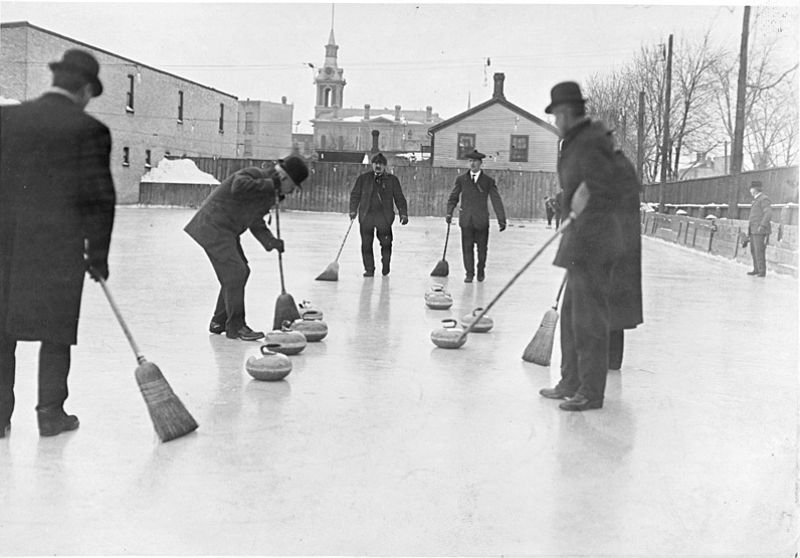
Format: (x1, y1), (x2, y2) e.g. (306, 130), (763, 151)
(45, 86), (82, 105)
(563, 116), (591, 141)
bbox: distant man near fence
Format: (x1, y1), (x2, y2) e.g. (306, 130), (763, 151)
(747, 180), (772, 277)
(446, 149), (507, 283)
(0, 49), (117, 437)
(349, 153), (409, 277)
(538, 81), (642, 411)
(184, 157), (309, 340)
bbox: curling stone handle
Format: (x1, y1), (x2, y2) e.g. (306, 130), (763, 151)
(261, 343), (282, 355)
(441, 318), (458, 329)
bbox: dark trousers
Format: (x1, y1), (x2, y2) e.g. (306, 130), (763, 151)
(204, 238), (250, 332)
(750, 233), (768, 274)
(608, 329), (624, 370)
(557, 264), (613, 401)
(460, 225), (489, 277)
(546, 208), (554, 226)
(0, 332), (71, 424)
(360, 215), (393, 273)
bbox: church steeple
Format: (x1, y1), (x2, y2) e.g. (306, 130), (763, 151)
(315, 4), (346, 119)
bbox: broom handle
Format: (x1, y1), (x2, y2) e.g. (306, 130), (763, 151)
(334, 218), (356, 263)
(554, 273), (568, 307)
(96, 277), (146, 365)
(274, 199), (287, 294)
(441, 221), (451, 259)
(459, 214), (575, 341)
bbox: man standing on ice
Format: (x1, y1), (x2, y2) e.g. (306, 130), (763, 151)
(185, 157), (308, 341)
(0, 49), (116, 437)
(538, 82), (642, 411)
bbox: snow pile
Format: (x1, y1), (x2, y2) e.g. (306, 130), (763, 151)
(140, 158), (219, 184)
(0, 96), (21, 106)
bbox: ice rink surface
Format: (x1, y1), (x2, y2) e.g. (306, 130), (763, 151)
(1, 207), (798, 556)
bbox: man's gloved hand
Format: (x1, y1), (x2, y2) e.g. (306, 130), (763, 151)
(349, 212), (357, 220)
(445, 215), (452, 224)
(266, 237), (285, 253)
(400, 215), (409, 225)
(86, 257), (109, 282)
(499, 221), (507, 232)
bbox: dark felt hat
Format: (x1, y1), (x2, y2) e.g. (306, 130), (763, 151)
(371, 152), (388, 165)
(750, 180), (763, 190)
(280, 155), (309, 186)
(465, 149), (486, 160)
(545, 81), (586, 114)
(49, 49), (103, 97)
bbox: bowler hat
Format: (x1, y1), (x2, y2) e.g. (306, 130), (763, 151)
(545, 81), (586, 114)
(371, 152), (388, 165)
(49, 49), (103, 97)
(279, 155), (309, 186)
(465, 149), (485, 160)
(750, 180), (763, 191)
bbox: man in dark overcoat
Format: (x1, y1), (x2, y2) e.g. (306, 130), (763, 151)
(349, 153), (409, 277)
(538, 82), (642, 411)
(185, 157), (309, 340)
(746, 180), (772, 277)
(445, 149), (507, 282)
(0, 50), (116, 437)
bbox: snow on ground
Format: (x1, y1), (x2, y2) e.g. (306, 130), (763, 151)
(140, 158), (219, 184)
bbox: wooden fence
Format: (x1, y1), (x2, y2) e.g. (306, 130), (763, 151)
(182, 158), (560, 219)
(642, 166), (799, 205)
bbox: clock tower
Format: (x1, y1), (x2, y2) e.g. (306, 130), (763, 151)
(314, 27), (346, 119)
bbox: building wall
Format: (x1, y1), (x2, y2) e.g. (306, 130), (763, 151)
(236, 100), (294, 160)
(431, 103), (558, 172)
(313, 119), (433, 153)
(292, 133), (315, 159)
(0, 22), (238, 202)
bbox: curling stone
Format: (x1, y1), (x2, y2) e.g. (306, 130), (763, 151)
(425, 284), (454, 310)
(460, 307), (494, 333)
(289, 316), (328, 342)
(263, 322), (307, 355)
(246, 344), (292, 381)
(430, 318), (467, 349)
(298, 299), (324, 321)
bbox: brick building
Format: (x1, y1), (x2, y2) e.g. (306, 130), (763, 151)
(237, 98), (295, 160)
(0, 21), (241, 202)
(428, 73), (559, 172)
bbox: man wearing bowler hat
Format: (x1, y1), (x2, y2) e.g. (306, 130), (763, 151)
(185, 156), (309, 340)
(446, 149), (507, 282)
(349, 152), (409, 277)
(746, 180), (772, 277)
(538, 81), (642, 411)
(0, 49), (117, 437)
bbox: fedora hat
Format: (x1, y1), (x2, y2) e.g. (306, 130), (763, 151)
(545, 81), (586, 114)
(465, 149), (486, 160)
(279, 155), (309, 187)
(49, 49), (103, 97)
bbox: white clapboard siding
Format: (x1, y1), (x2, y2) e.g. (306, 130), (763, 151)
(432, 103), (559, 172)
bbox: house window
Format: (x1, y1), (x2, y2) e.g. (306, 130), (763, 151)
(177, 91), (184, 123)
(244, 112), (254, 134)
(145, 149), (152, 168)
(457, 133), (476, 159)
(126, 75), (134, 112)
(320, 135), (327, 150)
(122, 147), (130, 167)
(243, 140), (252, 157)
(218, 104), (224, 134)
(510, 135), (529, 162)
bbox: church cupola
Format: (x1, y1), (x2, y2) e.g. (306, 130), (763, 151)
(314, 22), (346, 119)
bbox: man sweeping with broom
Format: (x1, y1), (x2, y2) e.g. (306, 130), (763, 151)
(185, 156), (309, 341)
(538, 81), (642, 412)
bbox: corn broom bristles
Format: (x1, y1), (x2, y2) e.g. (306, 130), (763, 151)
(522, 307), (559, 365)
(135, 360), (198, 442)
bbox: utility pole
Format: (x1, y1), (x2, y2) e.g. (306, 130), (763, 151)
(729, 5), (750, 216)
(637, 90), (645, 183)
(659, 34), (673, 213)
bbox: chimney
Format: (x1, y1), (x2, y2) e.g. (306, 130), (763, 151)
(281, 96), (287, 104)
(364, 104), (371, 120)
(371, 130), (380, 153)
(394, 105), (401, 121)
(426, 106), (433, 122)
(493, 73), (506, 99)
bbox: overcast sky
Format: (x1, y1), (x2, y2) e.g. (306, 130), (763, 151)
(2, 2), (797, 133)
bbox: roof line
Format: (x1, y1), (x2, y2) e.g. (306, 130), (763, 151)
(428, 97), (558, 136)
(1, 21), (238, 99)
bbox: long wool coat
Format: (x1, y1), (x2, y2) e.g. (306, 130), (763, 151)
(553, 118), (643, 330)
(349, 171), (408, 225)
(0, 93), (116, 345)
